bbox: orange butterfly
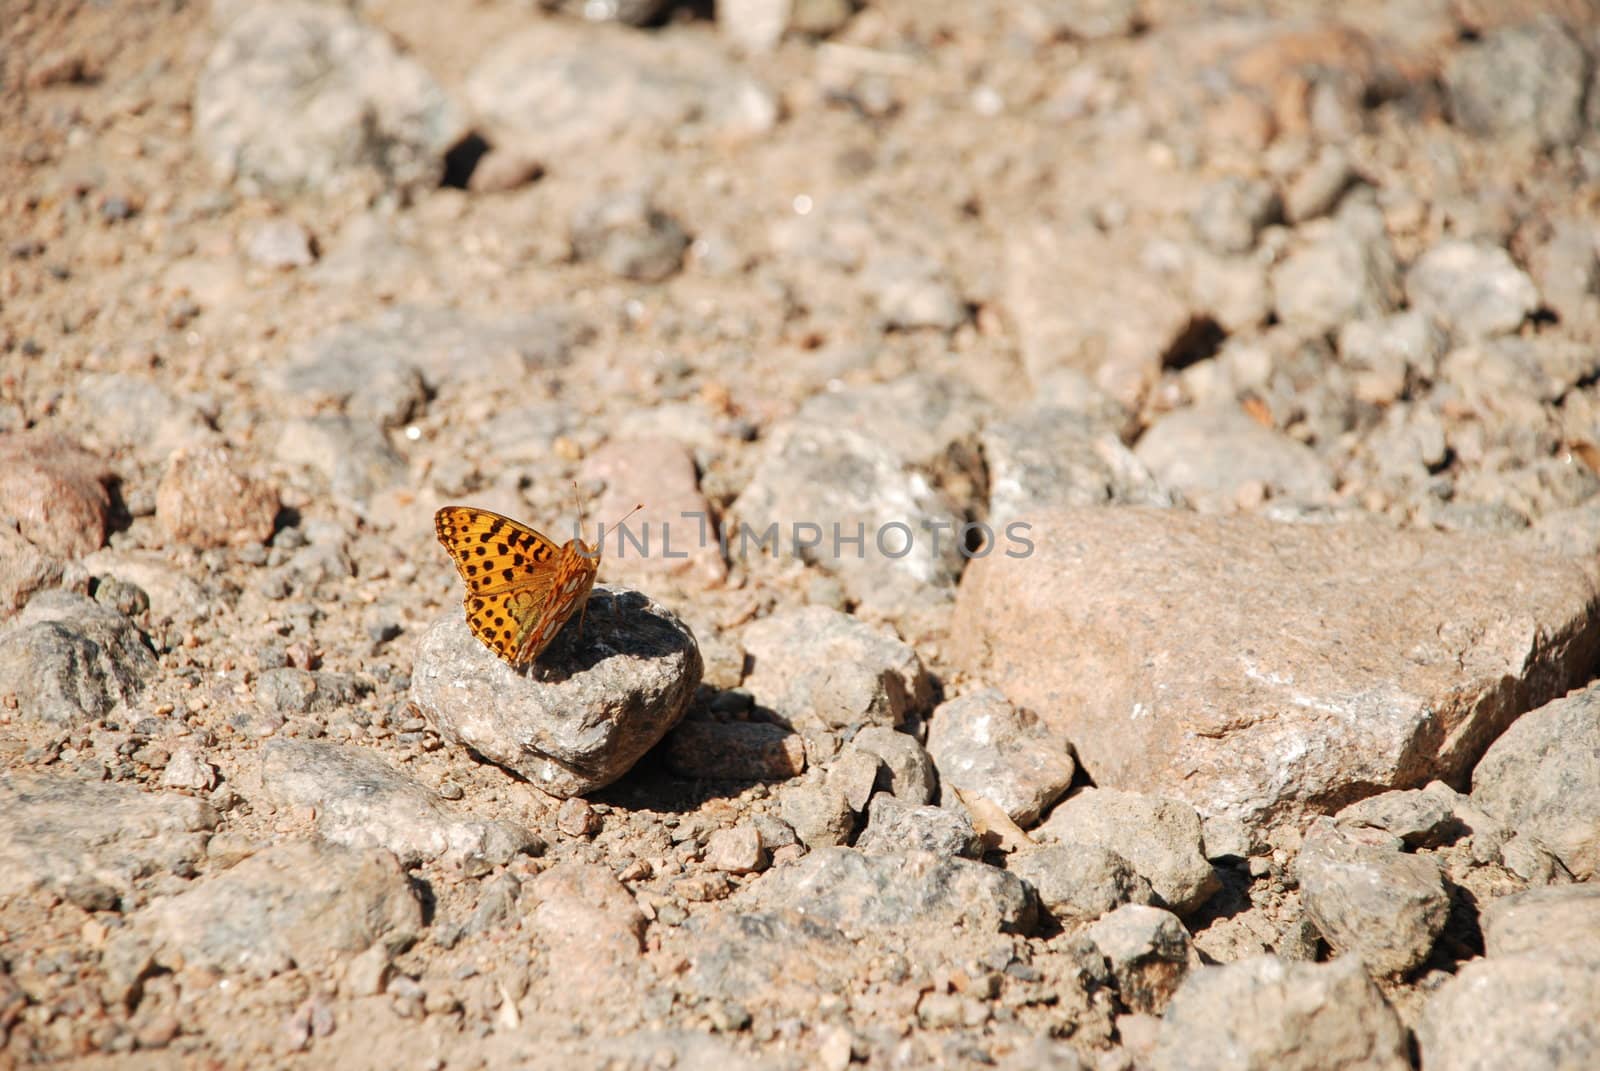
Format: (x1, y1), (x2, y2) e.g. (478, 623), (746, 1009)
(434, 501), (640, 667)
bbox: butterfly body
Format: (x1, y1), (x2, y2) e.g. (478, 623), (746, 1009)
(434, 506), (601, 667)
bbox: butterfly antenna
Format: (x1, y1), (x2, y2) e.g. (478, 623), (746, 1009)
(596, 503), (642, 556)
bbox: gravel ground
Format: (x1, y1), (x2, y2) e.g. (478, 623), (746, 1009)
(3, 1), (1600, 1068)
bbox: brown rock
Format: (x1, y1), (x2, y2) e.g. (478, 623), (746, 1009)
(528, 863), (646, 964)
(1452, 0), (1600, 36)
(0, 432), (112, 558)
(467, 147), (544, 193)
(1417, 956), (1600, 1071)
(1472, 681), (1600, 879)
(1222, 23), (1394, 136)
(556, 798), (600, 838)
(1005, 226), (1194, 408)
(156, 446), (280, 548)
(740, 606), (934, 731)
(1482, 885), (1600, 967)
(0, 524), (64, 615)
(675, 872), (733, 902)
(952, 508), (1600, 828)
(704, 825), (768, 874)
(580, 436), (725, 587)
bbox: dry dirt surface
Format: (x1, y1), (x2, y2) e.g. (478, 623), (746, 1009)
(4, 0), (1600, 1068)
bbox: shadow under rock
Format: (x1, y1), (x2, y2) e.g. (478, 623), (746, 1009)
(1421, 875), (1485, 973)
(1182, 862), (1258, 964)
(588, 743), (760, 814)
(521, 588), (688, 682)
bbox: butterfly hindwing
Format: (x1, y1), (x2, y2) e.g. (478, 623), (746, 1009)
(514, 548), (598, 663)
(463, 588), (543, 664)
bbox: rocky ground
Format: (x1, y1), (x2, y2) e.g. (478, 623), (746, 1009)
(3, 0), (1600, 1067)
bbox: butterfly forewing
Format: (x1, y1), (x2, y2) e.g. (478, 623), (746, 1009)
(434, 506), (600, 667)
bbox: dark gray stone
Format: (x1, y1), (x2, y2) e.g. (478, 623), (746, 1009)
(1008, 843), (1155, 926)
(255, 668), (366, 716)
(1295, 817), (1449, 977)
(670, 909), (857, 1008)
(467, 872), (521, 936)
(927, 688), (1076, 827)
(1444, 16), (1589, 149)
(0, 591), (156, 726)
(739, 607), (933, 731)
(663, 718), (807, 781)
(195, 1), (466, 195)
(855, 795), (980, 858)
(1038, 789), (1218, 916)
(850, 725), (936, 804)
(0, 773), (218, 909)
(121, 839), (421, 978)
(1082, 904), (1193, 1014)
(1154, 956), (1409, 1071)
(571, 190), (689, 283)
(411, 586), (701, 798)
(829, 745), (881, 813)
(260, 738), (540, 870)
(1472, 681), (1600, 880)
(748, 848), (1035, 935)
(777, 779), (856, 849)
